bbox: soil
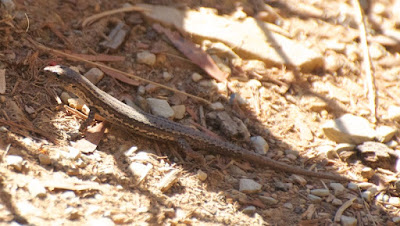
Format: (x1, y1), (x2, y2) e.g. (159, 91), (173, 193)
(1, 0), (400, 225)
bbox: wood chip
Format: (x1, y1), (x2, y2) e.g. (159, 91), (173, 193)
(0, 69), (5, 94)
(157, 169), (181, 192)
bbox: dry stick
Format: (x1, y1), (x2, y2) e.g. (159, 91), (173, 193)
(352, 0), (377, 124)
(33, 42), (212, 105)
(82, 6), (148, 27)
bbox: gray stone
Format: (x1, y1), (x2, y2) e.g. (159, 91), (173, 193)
(310, 189), (330, 197)
(250, 136), (269, 154)
(322, 114), (375, 144)
(84, 68), (104, 85)
(1, 0), (15, 11)
(375, 126), (397, 143)
(259, 196), (278, 205)
(146, 98), (174, 118)
(137, 51), (156, 66)
(347, 182), (358, 191)
(330, 183), (345, 196)
(356, 141), (398, 170)
(100, 22), (128, 50)
(308, 194), (322, 203)
(239, 179), (262, 194)
(242, 206), (256, 215)
(137, 86), (146, 95)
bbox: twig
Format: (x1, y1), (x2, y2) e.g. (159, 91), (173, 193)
(352, 0), (377, 124)
(29, 39), (212, 105)
(82, 6), (149, 27)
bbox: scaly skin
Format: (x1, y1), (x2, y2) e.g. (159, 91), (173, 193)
(45, 65), (354, 181)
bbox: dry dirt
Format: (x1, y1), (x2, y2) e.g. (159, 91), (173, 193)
(1, 0), (400, 225)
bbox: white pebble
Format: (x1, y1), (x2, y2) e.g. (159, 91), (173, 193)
(6, 155), (23, 171)
(191, 72), (203, 82)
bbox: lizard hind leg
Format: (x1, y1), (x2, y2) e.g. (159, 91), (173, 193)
(79, 107), (98, 132)
(177, 137), (205, 165)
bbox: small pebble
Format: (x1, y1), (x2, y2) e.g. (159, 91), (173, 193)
(361, 191), (373, 202)
(375, 126), (397, 143)
(283, 202), (293, 209)
(317, 145), (338, 159)
(6, 155), (23, 171)
(1, 0), (15, 11)
(137, 86), (146, 95)
(171, 105), (186, 119)
(310, 189), (330, 197)
(162, 71), (172, 81)
(247, 79), (262, 88)
(357, 182), (376, 190)
(259, 196), (278, 205)
(38, 154), (51, 165)
(239, 179), (262, 194)
(66, 146), (81, 160)
(308, 194), (322, 203)
(62, 191), (76, 199)
(146, 98), (174, 118)
(199, 80), (218, 89)
(84, 68), (104, 85)
(290, 175), (307, 186)
(286, 153), (297, 160)
(250, 136), (269, 155)
(210, 102), (224, 111)
(389, 197), (400, 205)
(341, 215), (357, 226)
(332, 198), (343, 206)
(330, 183), (345, 196)
(387, 106), (400, 121)
(347, 182), (358, 191)
(393, 216), (400, 223)
(360, 167), (375, 179)
(27, 179), (46, 198)
(242, 206), (256, 215)
(375, 193), (389, 202)
(191, 72), (203, 82)
(137, 51), (156, 66)
(196, 169), (207, 181)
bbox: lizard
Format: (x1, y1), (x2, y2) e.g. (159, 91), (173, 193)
(44, 65), (355, 181)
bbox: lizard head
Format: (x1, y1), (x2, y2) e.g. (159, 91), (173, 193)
(44, 65), (83, 85)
